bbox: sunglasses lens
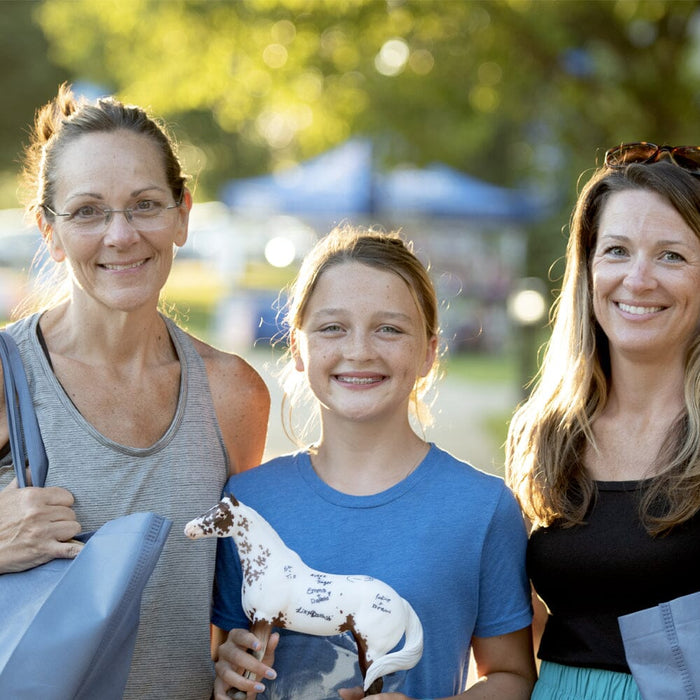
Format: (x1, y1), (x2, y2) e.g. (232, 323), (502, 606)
(605, 142), (658, 167)
(670, 147), (700, 173)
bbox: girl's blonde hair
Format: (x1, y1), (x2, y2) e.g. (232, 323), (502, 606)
(279, 224), (441, 447)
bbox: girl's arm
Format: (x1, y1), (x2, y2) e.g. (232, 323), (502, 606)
(465, 626), (536, 698)
(530, 584), (549, 662)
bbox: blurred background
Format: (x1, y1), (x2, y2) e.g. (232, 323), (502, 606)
(1, 0), (698, 469)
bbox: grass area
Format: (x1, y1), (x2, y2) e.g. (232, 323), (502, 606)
(440, 351), (526, 473)
(162, 260), (228, 312)
(483, 412), (514, 475)
(442, 350), (518, 385)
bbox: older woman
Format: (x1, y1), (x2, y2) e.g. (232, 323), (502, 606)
(507, 143), (700, 700)
(0, 84), (270, 699)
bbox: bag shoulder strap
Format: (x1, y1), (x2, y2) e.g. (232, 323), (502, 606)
(0, 331), (48, 488)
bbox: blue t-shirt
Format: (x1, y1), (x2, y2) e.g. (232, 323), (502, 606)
(212, 444), (531, 699)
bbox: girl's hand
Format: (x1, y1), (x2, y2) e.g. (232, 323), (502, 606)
(213, 628), (279, 699)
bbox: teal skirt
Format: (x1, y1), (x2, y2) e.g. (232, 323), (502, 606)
(532, 661), (643, 700)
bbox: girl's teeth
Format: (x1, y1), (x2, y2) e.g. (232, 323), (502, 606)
(337, 376), (380, 385)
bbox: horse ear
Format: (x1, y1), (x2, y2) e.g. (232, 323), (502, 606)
(225, 492), (239, 506)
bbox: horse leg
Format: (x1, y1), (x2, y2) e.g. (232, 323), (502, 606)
(351, 631), (384, 697)
(366, 677), (384, 696)
(227, 619), (273, 700)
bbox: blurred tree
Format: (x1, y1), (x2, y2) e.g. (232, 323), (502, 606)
(3, 0), (700, 277)
(0, 1), (72, 207)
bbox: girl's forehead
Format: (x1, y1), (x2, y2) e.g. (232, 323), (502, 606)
(311, 261), (408, 296)
(301, 262), (423, 322)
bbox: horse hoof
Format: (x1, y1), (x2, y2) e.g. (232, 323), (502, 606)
(365, 677), (383, 696)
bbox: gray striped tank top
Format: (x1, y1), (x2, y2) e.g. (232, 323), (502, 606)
(0, 313), (229, 699)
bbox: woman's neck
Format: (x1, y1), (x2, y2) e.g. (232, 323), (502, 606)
(587, 353), (686, 481)
(39, 303), (172, 365)
(606, 351), (685, 418)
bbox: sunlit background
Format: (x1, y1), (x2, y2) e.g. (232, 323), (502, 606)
(2, 0), (698, 466)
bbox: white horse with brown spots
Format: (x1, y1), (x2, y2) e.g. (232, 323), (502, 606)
(185, 494), (423, 696)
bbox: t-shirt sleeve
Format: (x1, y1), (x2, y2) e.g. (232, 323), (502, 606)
(211, 534), (250, 631)
(473, 486), (532, 638)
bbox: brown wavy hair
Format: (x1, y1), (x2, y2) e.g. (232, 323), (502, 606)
(506, 159), (700, 535)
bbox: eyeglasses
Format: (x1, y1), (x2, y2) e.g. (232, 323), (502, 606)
(43, 196), (182, 235)
(604, 142), (700, 175)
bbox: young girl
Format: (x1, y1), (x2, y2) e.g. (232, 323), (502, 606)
(210, 226), (535, 700)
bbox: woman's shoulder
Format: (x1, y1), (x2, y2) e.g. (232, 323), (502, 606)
(183, 330), (269, 397)
(170, 324), (271, 473)
(4, 313), (39, 340)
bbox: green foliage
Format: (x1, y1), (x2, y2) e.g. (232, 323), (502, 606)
(3, 0), (700, 279)
(0, 1), (72, 207)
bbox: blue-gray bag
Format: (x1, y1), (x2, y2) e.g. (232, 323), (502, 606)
(0, 331), (172, 699)
(619, 591), (700, 700)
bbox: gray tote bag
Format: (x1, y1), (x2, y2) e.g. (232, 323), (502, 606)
(619, 591), (700, 700)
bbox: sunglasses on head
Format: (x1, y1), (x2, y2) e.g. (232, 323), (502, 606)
(604, 141), (700, 175)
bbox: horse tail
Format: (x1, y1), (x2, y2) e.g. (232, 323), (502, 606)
(362, 598), (424, 692)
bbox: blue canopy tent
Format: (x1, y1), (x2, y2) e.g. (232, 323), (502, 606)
(220, 138), (543, 222)
(220, 139), (374, 217)
(374, 163), (541, 222)
(217, 139), (546, 351)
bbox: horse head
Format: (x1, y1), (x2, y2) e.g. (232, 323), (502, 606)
(184, 493), (240, 539)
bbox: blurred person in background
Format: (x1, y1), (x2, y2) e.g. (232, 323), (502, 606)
(0, 83), (270, 699)
(507, 143), (700, 699)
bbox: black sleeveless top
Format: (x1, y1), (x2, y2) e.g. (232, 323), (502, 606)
(528, 480), (700, 672)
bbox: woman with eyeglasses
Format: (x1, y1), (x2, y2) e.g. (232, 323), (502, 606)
(506, 142), (700, 699)
(0, 84), (270, 699)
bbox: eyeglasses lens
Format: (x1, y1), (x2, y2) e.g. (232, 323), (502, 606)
(73, 206), (176, 234)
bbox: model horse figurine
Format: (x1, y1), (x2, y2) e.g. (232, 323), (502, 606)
(185, 494), (423, 697)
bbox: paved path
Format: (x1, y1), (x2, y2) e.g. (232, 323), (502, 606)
(244, 348), (520, 477)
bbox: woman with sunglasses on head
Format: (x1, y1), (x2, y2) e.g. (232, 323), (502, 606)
(0, 83), (270, 698)
(506, 142), (700, 700)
